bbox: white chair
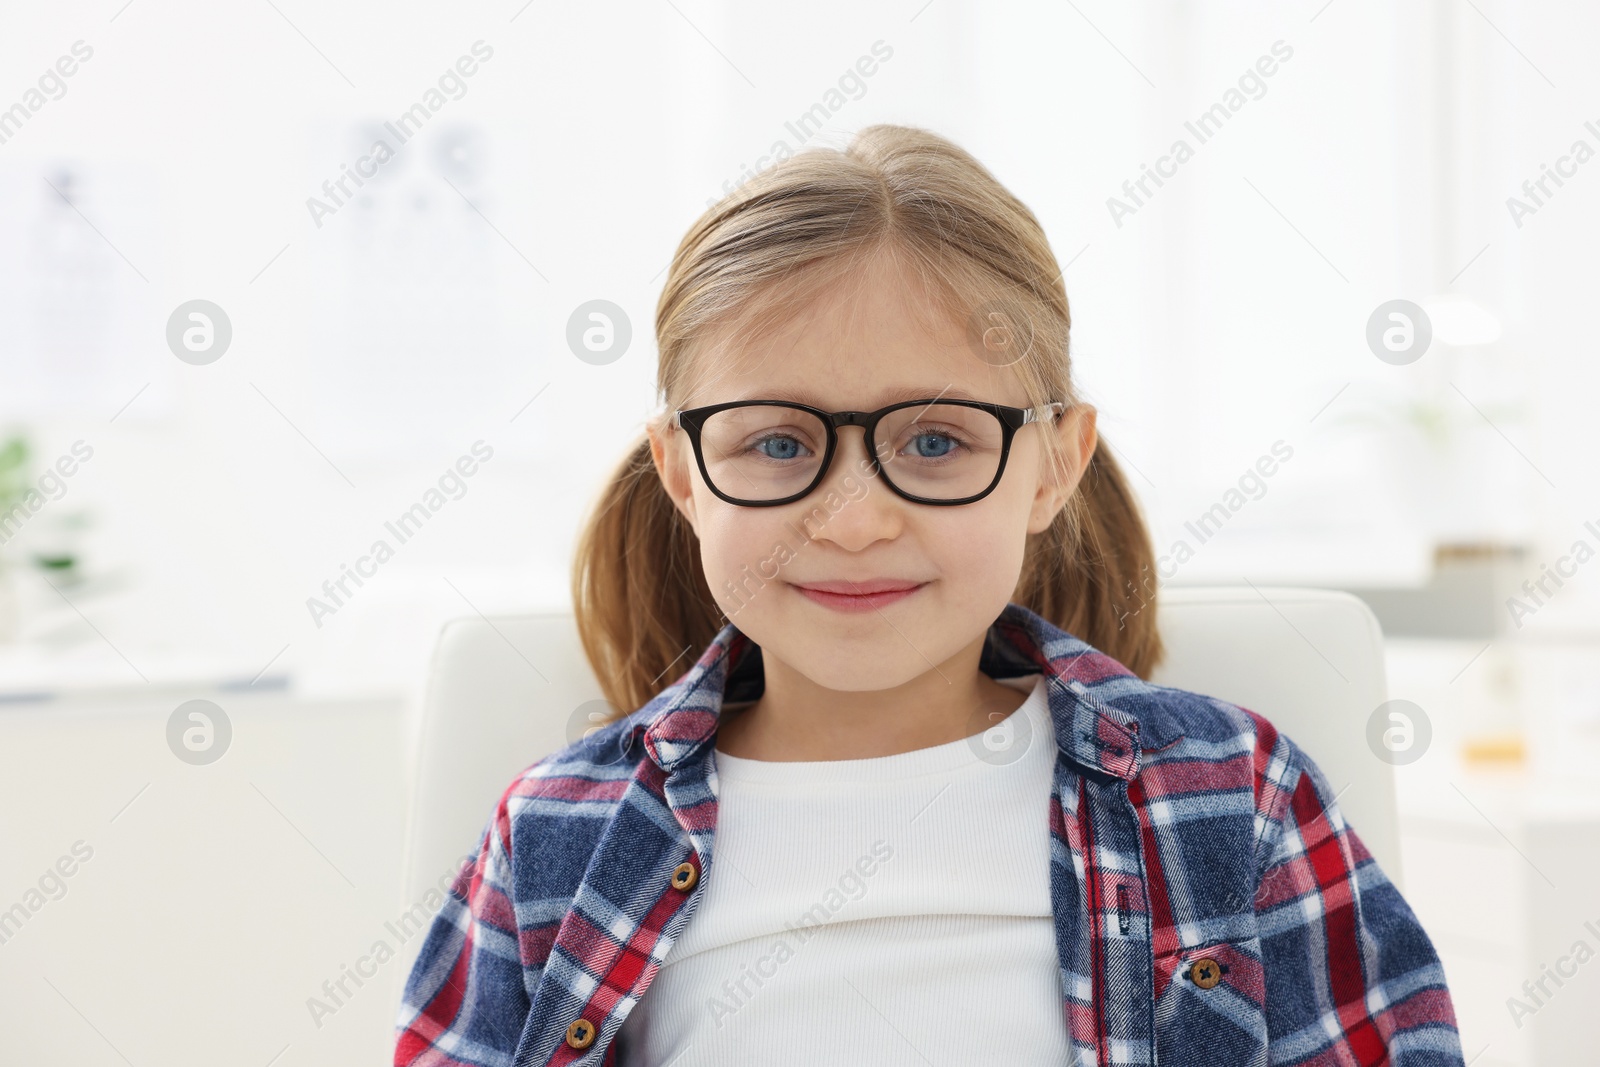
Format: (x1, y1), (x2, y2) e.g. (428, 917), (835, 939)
(399, 586), (1399, 912)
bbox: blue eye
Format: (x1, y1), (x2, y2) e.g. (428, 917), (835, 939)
(910, 433), (956, 458)
(754, 435), (807, 461)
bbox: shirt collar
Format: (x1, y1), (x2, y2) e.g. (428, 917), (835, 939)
(625, 600), (1186, 781)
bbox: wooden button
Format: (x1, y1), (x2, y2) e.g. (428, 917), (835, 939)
(670, 860), (698, 891)
(1189, 956), (1224, 989)
(565, 1017), (596, 1049)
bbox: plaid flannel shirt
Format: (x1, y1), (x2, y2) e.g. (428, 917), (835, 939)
(395, 600), (1465, 1066)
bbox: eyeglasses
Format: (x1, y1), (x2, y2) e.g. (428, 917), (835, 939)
(672, 397), (1068, 507)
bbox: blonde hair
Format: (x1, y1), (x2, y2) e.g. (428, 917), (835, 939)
(571, 123), (1164, 717)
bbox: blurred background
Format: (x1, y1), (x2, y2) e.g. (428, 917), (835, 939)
(1, 0), (1596, 1063)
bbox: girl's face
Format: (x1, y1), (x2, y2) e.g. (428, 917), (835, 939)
(648, 252), (1097, 693)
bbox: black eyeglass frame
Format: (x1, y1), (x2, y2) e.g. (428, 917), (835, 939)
(672, 397), (1069, 507)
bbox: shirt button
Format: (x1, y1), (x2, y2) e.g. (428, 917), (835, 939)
(1189, 956), (1224, 989)
(670, 860), (698, 891)
(566, 1018), (597, 1049)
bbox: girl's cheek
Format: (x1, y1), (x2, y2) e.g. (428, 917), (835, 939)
(703, 513), (787, 579)
(940, 509), (1013, 554)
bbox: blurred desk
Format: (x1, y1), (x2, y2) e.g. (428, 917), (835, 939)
(0, 641), (292, 705)
(0, 674), (412, 1066)
(1387, 636), (1600, 1067)
(1399, 763), (1600, 1067)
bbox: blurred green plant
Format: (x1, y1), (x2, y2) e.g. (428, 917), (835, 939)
(0, 433), (28, 508)
(0, 433), (30, 559)
(0, 432), (81, 574)
(0, 434), (26, 580)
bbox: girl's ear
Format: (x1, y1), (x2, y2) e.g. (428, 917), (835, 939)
(647, 420), (701, 534)
(1027, 403), (1097, 534)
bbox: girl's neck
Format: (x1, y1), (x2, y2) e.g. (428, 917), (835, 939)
(713, 634), (1031, 762)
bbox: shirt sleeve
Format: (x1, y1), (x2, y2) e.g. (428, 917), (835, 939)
(1254, 734), (1466, 1065)
(394, 792), (532, 1067)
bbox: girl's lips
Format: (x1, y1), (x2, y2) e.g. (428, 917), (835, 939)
(790, 582), (927, 613)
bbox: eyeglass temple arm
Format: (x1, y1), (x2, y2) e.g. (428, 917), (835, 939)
(1025, 401), (1068, 423)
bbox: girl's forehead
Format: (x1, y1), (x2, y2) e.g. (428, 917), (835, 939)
(723, 250), (971, 349)
(679, 253), (1033, 407)
(714, 382), (996, 407)
(683, 342), (1031, 410)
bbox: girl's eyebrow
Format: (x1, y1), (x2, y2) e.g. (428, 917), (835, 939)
(733, 383), (975, 407)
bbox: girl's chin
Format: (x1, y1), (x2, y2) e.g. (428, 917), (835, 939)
(759, 634), (937, 691)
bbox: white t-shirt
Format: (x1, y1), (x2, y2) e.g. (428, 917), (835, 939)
(616, 671), (1070, 1065)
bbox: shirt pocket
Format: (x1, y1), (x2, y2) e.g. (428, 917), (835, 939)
(1152, 936), (1268, 1063)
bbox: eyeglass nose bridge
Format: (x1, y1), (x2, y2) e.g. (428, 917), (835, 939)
(823, 412), (894, 471)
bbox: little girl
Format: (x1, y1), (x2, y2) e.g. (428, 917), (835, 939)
(395, 125), (1465, 1066)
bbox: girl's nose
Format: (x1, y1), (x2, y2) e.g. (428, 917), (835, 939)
(801, 427), (902, 549)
